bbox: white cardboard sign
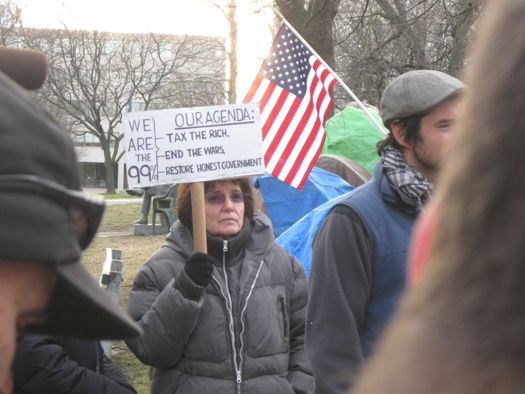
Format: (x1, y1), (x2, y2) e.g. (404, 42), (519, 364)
(123, 102), (265, 188)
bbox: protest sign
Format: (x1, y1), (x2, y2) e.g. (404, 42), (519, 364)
(123, 102), (265, 188)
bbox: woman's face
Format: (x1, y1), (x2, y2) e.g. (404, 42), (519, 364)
(205, 181), (245, 237)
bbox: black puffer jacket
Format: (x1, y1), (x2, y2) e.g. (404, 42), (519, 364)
(13, 334), (136, 394)
(126, 211), (312, 393)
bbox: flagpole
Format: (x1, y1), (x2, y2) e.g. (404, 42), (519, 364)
(273, 9), (387, 136)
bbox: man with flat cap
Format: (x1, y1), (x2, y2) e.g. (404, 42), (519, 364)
(0, 48), (141, 394)
(305, 70), (464, 393)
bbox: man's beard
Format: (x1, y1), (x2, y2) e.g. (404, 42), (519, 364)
(414, 143), (440, 176)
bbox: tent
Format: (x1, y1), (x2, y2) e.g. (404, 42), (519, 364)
(275, 156), (372, 278)
(316, 154), (371, 189)
(323, 105), (386, 172)
(254, 166), (353, 237)
(276, 193), (350, 278)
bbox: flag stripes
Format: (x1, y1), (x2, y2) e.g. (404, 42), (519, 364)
(244, 24), (336, 189)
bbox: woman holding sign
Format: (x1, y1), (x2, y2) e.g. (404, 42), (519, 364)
(126, 178), (313, 394)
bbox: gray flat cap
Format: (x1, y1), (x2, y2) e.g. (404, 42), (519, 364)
(380, 70), (465, 126)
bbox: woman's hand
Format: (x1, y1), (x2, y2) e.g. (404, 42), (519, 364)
(184, 253), (215, 286)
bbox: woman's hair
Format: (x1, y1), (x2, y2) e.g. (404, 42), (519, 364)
(176, 177), (254, 229)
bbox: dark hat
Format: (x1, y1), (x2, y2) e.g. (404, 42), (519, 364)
(0, 67), (141, 339)
(0, 47), (48, 90)
(380, 70), (465, 127)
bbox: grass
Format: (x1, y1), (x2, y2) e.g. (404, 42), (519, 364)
(112, 346), (151, 394)
(83, 201), (166, 394)
(82, 234), (165, 307)
(100, 192), (140, 199)
(99, 201), (142, 232)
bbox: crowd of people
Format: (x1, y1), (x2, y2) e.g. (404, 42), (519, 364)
(1, 0), (524, 392)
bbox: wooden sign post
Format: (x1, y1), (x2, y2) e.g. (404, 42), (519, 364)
(190, 182), (207, 253)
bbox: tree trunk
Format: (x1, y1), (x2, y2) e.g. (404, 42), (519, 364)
(448, 0), (481, 76)
(275, 0), (341, 68)
(102, 146), (116, 194)
(227, 0), (237, 104)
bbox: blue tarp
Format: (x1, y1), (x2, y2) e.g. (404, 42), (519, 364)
(276, 192), (352, 278)
(255, 166), (353, 237)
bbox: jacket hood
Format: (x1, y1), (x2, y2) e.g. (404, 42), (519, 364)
(164, 210), (276, 260)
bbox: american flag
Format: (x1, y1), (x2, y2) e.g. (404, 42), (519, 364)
(243, 24), (337, 189)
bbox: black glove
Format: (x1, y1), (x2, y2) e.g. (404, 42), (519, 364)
(184, 252), (215, 286)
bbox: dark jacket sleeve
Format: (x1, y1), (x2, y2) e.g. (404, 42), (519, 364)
(99, 344), (137, 393)
(286, 254), (314, 394)
(13, 335), (136, 394)
(306, 205), (373, 394)
(125, 262), (207, 368)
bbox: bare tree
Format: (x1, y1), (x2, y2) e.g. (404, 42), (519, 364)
(446, 0), (484, 75)
(204, 0), (263, 104)
(261, 1), (484, 111)
(123, 33), (226, 110)
(208, 0), (239, 104)
(274, 0), (342, 69)
(200, 0), (338, 106)
(21, 28), (226, 193)
(203, 0), (483, 113)
(333, 0), (484, 108)
(0, 0), (21, 45)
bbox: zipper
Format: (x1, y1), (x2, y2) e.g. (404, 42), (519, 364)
(237, 260), (264, 391)
(213, 241), (265, 394)
(279, 294), (289, 338)
(216, 240), (243, 392)
(95, 342), (101, 373)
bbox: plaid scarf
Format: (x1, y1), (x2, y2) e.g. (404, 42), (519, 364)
(381, 146), (434, 212)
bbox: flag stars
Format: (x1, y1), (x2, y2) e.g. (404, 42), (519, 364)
(261, 24), (313, 97)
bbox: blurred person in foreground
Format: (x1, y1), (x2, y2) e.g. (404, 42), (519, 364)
(306, 69), (464, 393)
(0, 47), (141, 394)
(126, 178), (313, 393)
(12, 334), (136, 394)
(351, 0), (525, 392)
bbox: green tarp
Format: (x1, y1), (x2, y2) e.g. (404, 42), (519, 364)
(323, 106), (387, 172)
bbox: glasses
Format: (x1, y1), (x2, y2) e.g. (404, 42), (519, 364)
(205, 190), (245, 205)
(0, 174), (105, 249)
